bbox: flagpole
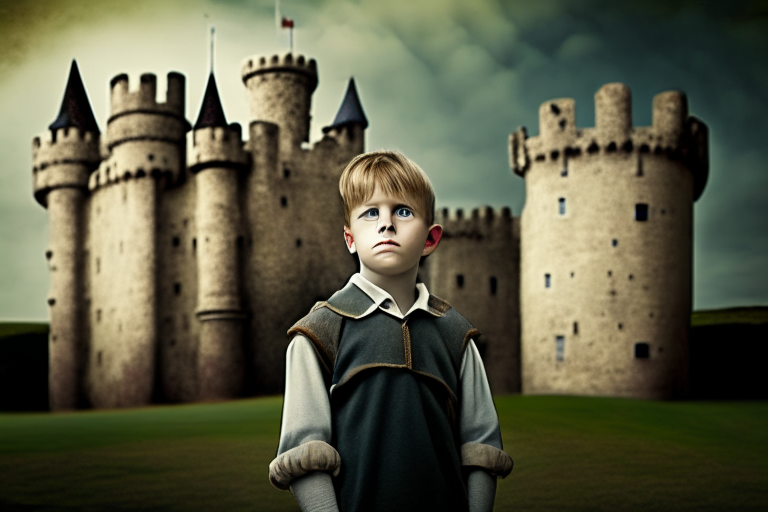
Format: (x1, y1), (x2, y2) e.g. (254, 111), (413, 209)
(210, 25), (215, 74)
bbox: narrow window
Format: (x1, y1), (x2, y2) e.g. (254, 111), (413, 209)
(97, 351), (102, 366)
(96, 257), (100, 274)
(545, 273), (551, 288)
(635, 203), (649, 221)
(456, 275), (464, 288)
(558, 197), (566, 215)
(172, 236), (180, 247)
(296, 239), (302, 248)
(236, 236), (244, 248)
(192, 238), (197, 251)
(556, 335), (565, 361)
(96, 309), (101, 322)
(612, 239), (618, 247)
(573, 322), (578, 335)
(174, 283), (181, 295)
(280, 196), (288, 207)
(489, 277), (498, 296)
(635, 342), (650, 359)
(283, 167), (290, 178)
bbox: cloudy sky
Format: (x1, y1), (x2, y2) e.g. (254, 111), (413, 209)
(1, 0), (766, 320)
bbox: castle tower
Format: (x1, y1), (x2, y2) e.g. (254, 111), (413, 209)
(429, 207), (521, 394)
(32, 60), (101, 410)
(240, 55), (363, 393)
(510, 83), (708, 399)
(190, 73), (248, 400)
(86, 71), (189, 407)
(322, 78), (368, 156)
(241, 53), (318, 158)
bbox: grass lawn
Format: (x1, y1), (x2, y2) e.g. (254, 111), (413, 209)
(1, 396), (766, 511)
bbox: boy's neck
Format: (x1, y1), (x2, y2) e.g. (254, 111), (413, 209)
(360, 264), (419, 315)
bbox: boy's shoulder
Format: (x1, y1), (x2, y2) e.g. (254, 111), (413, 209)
(287, 282), (479, 373)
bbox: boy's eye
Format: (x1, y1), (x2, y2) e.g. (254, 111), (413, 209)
(395, 207), (413, 219)
(360, 208), (379, 220)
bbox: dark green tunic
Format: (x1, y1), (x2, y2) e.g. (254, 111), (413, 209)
(288, 283), (480, 512)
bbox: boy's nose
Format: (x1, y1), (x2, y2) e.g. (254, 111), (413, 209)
(378, 223), (395, 235)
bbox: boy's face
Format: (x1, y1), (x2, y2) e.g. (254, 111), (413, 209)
(343, 185), (441, 280)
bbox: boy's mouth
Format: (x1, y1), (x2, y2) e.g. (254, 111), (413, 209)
(374, 240), (400, 247)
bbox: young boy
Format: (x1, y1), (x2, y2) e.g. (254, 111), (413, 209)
(269, 150), (512, 512)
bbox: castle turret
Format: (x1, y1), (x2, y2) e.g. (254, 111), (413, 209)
(511, 83), (708, 399)
(32, 60), (101, 410)
(190, 73), (248, 400)
(85, 71), (189, 408)
(322, 78), (368, 156)
(241, 53), (318, 158)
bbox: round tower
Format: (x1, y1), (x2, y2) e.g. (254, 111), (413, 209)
(190, 73), (249, 400)
(510, 83), (708, 399)
(86, 71), (189, 407)
(32, 60), (101, 411)
(241, 53), (318, 158)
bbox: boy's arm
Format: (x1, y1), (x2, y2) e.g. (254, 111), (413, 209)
(269, 336), (340, 512)
(459, 339), (513, 512)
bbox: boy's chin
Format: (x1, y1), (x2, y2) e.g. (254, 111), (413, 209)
(361, 261), (419, 279)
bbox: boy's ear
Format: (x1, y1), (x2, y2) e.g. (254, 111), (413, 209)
(343, 226), (357, 254)
(422, 224), (443, 257)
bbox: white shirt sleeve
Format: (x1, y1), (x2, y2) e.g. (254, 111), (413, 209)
(277, 335), (333, 455)
(459, 339), (504, 449)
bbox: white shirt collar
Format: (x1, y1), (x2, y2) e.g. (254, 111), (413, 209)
(349, 273), (432, 319)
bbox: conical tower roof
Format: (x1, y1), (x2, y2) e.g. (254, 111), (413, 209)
(194, 72), (228, 130)
(323, 78), (368, 133)
(48, 60), (100, 133)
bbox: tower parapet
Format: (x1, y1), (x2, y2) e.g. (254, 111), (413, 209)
(33, 128), (101, 206)
(241, 53), (318, 157)
(104, 72), (189, 186)
(512, 83), (708, 200)
(436, 206), (515, 241)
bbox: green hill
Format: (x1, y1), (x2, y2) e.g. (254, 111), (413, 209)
(0, 395), (766, 511)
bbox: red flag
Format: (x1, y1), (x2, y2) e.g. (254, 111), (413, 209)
(282, 17), (294, 28)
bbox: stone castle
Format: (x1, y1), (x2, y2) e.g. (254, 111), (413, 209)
(31, 51), (707, 410)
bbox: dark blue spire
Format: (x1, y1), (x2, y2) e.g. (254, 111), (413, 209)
(323, 78), (368, 133)
(49, 60), (100, 133)
(194, 72), (228, 130)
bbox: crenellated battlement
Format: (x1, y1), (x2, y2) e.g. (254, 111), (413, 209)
(436, 206), (515, 240)
(88, 157), (173, 191)
(33, 127), (100, 167)
(190, 124), (249, 172)
(510, 83), (709, 199)
(109, 72), (185, 119)
(32, 127), (101, 206)
(240, 53), (318, 86)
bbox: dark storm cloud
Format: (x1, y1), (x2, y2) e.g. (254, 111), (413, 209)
(1, 0), (766, 318)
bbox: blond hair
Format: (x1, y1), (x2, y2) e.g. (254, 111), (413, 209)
(339, 150), (435, 226)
